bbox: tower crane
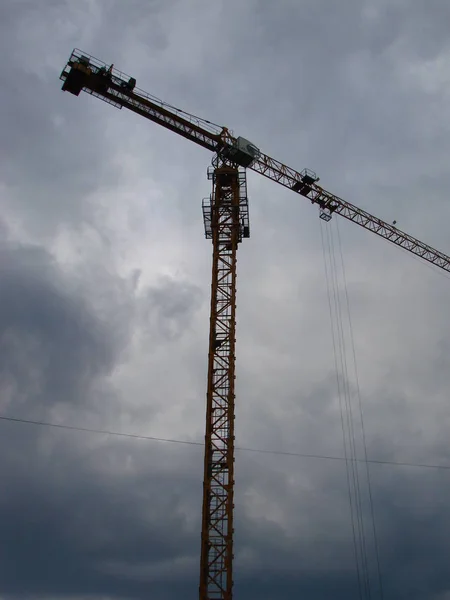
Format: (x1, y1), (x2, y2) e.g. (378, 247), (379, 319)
(60, 49), (450, 600)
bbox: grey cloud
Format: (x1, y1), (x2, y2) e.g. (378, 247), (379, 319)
(0, 237), (130, 418)
(233, 443), (450, 598)
(3, 409), (450, 600)
(0, 428), (203, 598)
(2, 0), (450, 599)
(140, 276), (203, 342)
(0, 3), (125, 238)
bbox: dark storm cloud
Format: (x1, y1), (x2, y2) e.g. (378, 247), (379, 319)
(233, 442), (450, 600)
(0, 236), (129, 416)
(0, 235), (204, 598)
(0, 424), (203, 599)
(1, 0), (450, 599)
(233, 341), (450, 600)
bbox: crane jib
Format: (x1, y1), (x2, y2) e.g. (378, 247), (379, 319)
(248, 156), (450, 273)
(60, 50), (450, 307)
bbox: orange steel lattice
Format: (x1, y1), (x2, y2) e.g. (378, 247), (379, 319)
(199, 164), (248, 600)
(59, 49), (450, 600)
(60, 49), (450, 273)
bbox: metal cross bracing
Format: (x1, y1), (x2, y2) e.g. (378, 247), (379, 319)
(199, 163), (246, 600)
(59, 49), (450, 600)
(59, 49), (450, 273)
(250, 156), (450, 272)
(60, 48), (224, 151)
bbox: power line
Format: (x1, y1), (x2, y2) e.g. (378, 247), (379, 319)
(0, 414), (448, 472)
(0, 415), (203, 447)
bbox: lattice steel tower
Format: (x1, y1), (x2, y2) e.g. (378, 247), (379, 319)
(59, 49), (450, 600)
(200, 161), (249, 599)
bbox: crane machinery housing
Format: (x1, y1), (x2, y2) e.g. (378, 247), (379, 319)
(60, 49), (450, 600)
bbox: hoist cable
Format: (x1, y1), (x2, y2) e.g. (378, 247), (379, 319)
(328, 223), (372, 599)
(320, 221), (364, 600)
(336, 220), (385, 599)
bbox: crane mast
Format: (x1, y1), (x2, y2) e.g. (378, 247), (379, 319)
(200, 162), (248, 599)
(60, 49), (450, 600)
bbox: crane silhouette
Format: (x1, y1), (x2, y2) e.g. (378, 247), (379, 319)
(60, 49), (450, 600)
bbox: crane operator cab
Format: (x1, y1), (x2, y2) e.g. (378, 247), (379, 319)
(221, 137), (261, 168)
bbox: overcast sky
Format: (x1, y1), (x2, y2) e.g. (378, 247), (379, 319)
(2, 1), (450, 599)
